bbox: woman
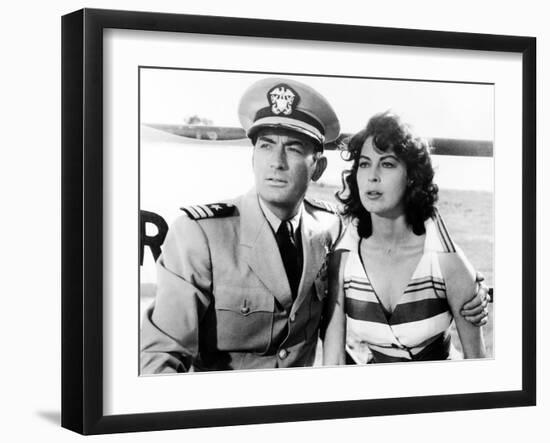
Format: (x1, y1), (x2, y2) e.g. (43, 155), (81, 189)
(323, 112), (486, 364)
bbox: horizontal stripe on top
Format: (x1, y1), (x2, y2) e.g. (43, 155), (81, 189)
(400, 287), (446, 304)
(344, 278), (372, 289)
(407, 277), (445, 289)
(403, 284), (445, 295)
(343, 282), (375, 293)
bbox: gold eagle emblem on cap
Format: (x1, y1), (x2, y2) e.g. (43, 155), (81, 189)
(268, 84), (299, 116)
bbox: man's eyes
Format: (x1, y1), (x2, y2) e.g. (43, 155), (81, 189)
(257, 143), (304, 154)
(287, 145), (305, 154)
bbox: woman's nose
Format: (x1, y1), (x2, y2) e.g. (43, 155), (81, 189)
(368, 170), (380, 182)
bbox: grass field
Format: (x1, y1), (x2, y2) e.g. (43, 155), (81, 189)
(307, 182), (494, 361)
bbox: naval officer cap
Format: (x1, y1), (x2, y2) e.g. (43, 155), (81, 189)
(238, 77), (340, 150)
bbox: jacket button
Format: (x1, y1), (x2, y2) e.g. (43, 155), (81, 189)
(278, 349), (288, 359)
(240, 306), (250, 314)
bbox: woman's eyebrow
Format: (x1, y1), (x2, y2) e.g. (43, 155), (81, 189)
(359, 154), (399, 162)
(380, 154), (399, 161)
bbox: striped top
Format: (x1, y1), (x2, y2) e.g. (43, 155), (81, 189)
(337, 211), (457, 363)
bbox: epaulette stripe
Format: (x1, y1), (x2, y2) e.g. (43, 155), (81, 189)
(200, 205), (215, 217)
(194, 205), (209, 218)
(187, 206), (202, 219)
(180, 202), (236, 220)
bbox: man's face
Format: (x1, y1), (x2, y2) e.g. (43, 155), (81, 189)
(252, 128), (324, 217)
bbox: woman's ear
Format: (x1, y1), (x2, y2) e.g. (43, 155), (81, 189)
(312, 155), (328, 182)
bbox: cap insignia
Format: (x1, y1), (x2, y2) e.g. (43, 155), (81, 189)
(268, 84), (300, 116)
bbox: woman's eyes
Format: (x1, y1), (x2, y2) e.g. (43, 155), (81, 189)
(359, 161), (396, 168)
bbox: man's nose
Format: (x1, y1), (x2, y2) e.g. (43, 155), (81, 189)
(270, 146), (287, 168)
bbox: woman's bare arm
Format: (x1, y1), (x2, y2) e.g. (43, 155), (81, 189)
(440, 250), (486, 359)
(322, 250), (348, 366)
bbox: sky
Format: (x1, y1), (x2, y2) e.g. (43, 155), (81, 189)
(139, 68), (494, 141)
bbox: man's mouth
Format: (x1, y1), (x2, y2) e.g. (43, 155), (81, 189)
(266, 177), (287, 185)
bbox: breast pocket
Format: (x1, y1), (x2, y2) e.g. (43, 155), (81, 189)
(214, 285), (275, 354)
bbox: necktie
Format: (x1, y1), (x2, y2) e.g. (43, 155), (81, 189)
(276, 221), (302, 300)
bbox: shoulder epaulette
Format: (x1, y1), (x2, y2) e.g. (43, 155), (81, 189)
(305, 197), (339, 214)
(180, 203), (235, 220)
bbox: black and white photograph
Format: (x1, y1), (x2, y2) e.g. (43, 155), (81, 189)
(58, 6), (536, 436)
(2, 0), (546, 440)
(138, 69), (494, 374)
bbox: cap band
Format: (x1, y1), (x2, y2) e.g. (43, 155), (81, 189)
(248, 117), (325, 148)
(253, 107), (325, 136)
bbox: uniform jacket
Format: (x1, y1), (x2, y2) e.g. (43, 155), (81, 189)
(140, 189), (342, 373)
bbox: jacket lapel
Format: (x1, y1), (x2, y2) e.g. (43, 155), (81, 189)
(239, 190), (294, 311)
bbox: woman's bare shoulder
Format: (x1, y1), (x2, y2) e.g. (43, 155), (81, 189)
(438, 248), (476, 302)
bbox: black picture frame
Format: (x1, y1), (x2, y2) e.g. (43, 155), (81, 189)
(61, 8), (536, 435)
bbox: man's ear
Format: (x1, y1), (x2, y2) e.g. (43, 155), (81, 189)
(311, 155), (327, 182)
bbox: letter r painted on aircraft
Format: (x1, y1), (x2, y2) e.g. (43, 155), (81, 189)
(140, 210), (168, 265)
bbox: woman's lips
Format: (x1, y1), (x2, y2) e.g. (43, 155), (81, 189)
(366, 191), (382, 200)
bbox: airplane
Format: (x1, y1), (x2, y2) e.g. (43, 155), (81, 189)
(140, 123), (494, 302)
(144, 123), (494, 157)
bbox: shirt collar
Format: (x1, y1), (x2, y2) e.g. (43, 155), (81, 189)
(258, 197), (302, 238)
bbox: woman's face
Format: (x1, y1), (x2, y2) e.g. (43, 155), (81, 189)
(356, 135), (408, 218)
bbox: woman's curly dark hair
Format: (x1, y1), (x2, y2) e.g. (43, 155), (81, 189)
(337, 111), (438, 238)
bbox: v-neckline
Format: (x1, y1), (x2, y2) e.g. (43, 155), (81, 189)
(357, 236), (425, 322)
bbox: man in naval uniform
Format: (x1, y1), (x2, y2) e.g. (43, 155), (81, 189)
(140, 77), (489, 373)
